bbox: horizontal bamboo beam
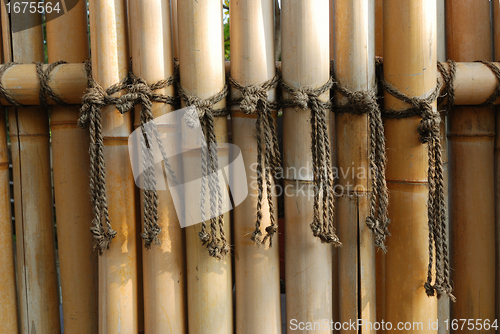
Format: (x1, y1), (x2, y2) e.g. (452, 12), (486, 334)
(2, 61), (500, 106)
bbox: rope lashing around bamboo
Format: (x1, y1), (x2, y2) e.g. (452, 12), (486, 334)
(114, 66), (179, 249)
(77, 60), (128, 254)
(331, 73), (390, 252)
(227, 73), (281, 247)
(281, 78), (341, 246)
(177, 83), (231, 260)
(380, 75), (455, 301)
(0, 62), (23, 107)
(35, 60), (71, 108)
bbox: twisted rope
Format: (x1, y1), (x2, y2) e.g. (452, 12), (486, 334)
(35, 60), (71, 108)
(281, 77), (341, 246)
(381, 75), (454, 301)
(113, 66), (178, 248)
(228, 71), (281, 247)
(0, 62), (23, 107)
(78, 60), (128, 254)
(177, 83), (231, 260)
(332, 72), (390, 252)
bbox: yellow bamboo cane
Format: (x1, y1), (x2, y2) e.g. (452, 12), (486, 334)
(230, 1), (281, 333)
(46, 2), (97, 333)
(88, 0), (139, 332)
(383, 1), (438, 331)
(445, 0), (496, 323)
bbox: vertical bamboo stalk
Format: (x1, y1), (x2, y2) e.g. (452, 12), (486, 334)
(46, 3), (97, 333)
(178, 1), (233, 333)
(0, 12), (18, 332)
(230, 1), (281, 333)
(494, 0), (500, 325)
(282, 1), (333, 333)
(374, 1), (384, 330)
(128, 0), (187, 332)
(171, 0), (179, 59)
(445, 0), (496, 323)
(329, 0), (340, 328)
(436, 1), (449, 333)
(9, 9), (61, 334)
(333, 1), (376, 333)
(88, 1), (139, 333)
(383, 0), (438, 331)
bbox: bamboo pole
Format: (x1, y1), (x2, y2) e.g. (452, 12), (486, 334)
(3, 61), (500, 106)
(375, 2), (385, 329)
(127, 0), (187, 332)
(178, 1), (233, 333)
(9, 9), (61, 334)
(329, 0), (339, 328)
(445, 0), (496, 323)
(436, 1), (449, 333)
(333, 1), (376, 333)
(0, 12), (18, 333)
(46, 3), (97, 333)
(494, 0), (500, 325)
(88, 1), (139, 332)
(230, 1), (281, 333)
(171, 0), (179, 59)
(383, 1), (438, 331)
(282, 1), (333, 333)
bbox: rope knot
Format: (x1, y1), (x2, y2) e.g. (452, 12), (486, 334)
(78, 85), (107, 129)
(417, 112), (441, 144)
(239, 84), (267, 114)
(291, 86), (317, 109)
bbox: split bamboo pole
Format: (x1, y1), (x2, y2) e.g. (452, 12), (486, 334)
(46, 3), (97, 333)
(127, 0), (187, 332)
(494, 0), (500, 324)
(281, 1), (333, 332)
(333, 1), (376, 333)
(329, 0), (339, 327)
(445, 0), (496, 323)
(88, 1), (139, 332)
(374, 1), (385, 329)
(230, 1), (281, 333)
(171, 0), (179, 59)
(0, 12), (18, 333)
(436, 1), (449, 332)
(383, 0), (438, 331)
(9, 9), (61, 334)
(177, 1), (233, 333)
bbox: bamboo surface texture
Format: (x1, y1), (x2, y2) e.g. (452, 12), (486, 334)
(178, 1), (233, 333)
(333, 1), (376, 333)
(9, 8), (61, 334)
(230, 1), (281, 333)
(46, 2), (97, 333)
(383, 1), (438, 332)
(494, 0), (500, 325)
(0, 10), (18, 332)
(281, 1), (333, 333)
(88, 0), (139, 332)
(128, 0), (187, 332)
(446, 0), (496, 324)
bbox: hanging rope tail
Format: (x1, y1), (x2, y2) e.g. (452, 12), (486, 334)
(332, 66), (390, 252)
(112, 64), (178, 249)
(381, 74), (455, 301)
(281, 77), (341, 246)
(77, 60), (128, 254)
(227, 72), (281, 247)
(177, 82), (231, 260)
